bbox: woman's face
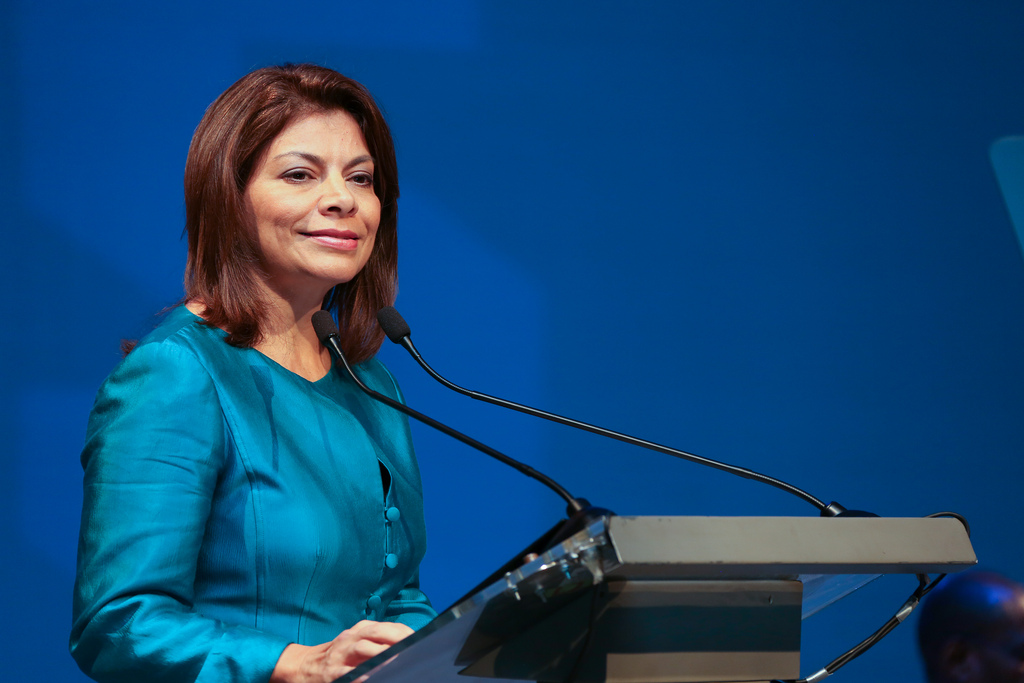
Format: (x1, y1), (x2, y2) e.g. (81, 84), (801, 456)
(245, 109), (381, 301)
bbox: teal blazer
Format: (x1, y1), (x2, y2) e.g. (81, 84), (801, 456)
(71, 307), (435, 682)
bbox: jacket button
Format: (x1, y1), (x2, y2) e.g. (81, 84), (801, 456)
(385, 506), (401, 522)
(367, 594), (382, 609)
(385, 553), (398, 569)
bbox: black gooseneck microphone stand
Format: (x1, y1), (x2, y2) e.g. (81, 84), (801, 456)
(312, 310), (612, 603)
(374, 306), (874, 517)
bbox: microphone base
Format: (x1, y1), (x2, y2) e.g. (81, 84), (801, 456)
(820, 500), (879, 518)
(446, 505), (614, 610)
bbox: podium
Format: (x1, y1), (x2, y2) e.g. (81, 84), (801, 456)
(338, 515), (976, 683)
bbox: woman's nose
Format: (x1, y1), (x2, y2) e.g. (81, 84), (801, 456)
(318, 174), (356, 215)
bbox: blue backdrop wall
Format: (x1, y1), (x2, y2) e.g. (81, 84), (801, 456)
(2, 2), (1024, 681)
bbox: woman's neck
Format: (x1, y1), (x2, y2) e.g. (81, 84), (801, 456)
(187, 286), (335, 382)
(257, 284), (334, 381)
(256, 307), (333, 381)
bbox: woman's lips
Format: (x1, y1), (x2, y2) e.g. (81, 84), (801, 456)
(303, 230), (359, 250)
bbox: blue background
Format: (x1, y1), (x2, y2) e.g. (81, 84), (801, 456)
(2, 1), (1023, 681)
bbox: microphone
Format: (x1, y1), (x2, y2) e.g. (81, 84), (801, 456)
(311, 310), (587, 516)
(376, 306), (856, 517)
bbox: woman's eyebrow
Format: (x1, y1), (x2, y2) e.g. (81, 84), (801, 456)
(270, 152), (375, 170)
(272, 151), (326, 165)
(344, 154), (375, 170)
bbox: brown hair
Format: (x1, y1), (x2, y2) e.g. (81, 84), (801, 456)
(183, 63), (398, 363)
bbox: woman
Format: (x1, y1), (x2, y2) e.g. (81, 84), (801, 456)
(71, 64), (435, 683)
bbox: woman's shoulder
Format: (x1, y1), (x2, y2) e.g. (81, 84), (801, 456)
(87, 307), (227, 438)
(134, 305), (218, 350)
(108, 306), (230, 384)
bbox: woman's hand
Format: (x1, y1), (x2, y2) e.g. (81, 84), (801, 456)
(270, 620), (414, 683)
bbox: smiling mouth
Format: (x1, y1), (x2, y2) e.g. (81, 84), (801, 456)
(302, 230), (360, 250)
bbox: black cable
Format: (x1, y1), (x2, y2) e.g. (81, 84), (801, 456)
(771, 513), (968, 683)
(925, 511), (971, 538)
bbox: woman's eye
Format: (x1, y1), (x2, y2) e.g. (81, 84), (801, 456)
(351, 172), (374, 187)
(283, 170), (313, 182)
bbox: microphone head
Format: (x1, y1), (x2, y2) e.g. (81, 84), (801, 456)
(311, 310), (340, 344)
(377, 306), (411, 343)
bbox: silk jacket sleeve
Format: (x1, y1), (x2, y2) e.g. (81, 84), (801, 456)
(71, 341), (290, 683)
(382, 572), (436, 630)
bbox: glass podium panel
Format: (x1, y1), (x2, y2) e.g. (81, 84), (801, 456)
(798, 573), (878, 618)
